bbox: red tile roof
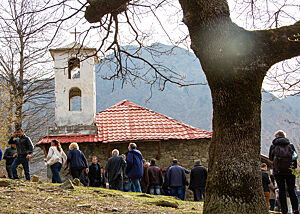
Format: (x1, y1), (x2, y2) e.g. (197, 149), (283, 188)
(37, 100), (212, 146)
(95, 100), (212, 143)
(37, 134), (99, 145)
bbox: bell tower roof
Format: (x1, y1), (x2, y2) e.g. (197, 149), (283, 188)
(49, 42), (98, 62)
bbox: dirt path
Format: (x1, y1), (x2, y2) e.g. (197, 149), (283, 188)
(0, 179), (203, 214)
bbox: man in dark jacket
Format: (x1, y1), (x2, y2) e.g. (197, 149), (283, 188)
(189, 160), (207, 201)
(88, 156), (105, 187)
(126, 143), (143, 192)
(148, 159), (163, 195)
(3, 143), (17, 179)
(105, 149), (126, 190)
(261, 163), (271, 209)
(166, 159), (186, 200)
(9, 129), (34, 180)
(269, 130), (299, 214)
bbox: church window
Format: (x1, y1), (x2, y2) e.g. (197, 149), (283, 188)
(68, 57), (80, 79)
(69, 87), (81, 111)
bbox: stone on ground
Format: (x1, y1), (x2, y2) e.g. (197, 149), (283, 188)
(0, 179), (11, 187)
(77, 204), (92, 208)
(136, 193), (154, 198)
(60, 179), (74, 190)
(152, 200), (179, 208)
(73, 178), (82, 186)
(32, 175), (39, 182)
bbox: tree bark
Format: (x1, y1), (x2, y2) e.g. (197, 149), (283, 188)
(203, 80), (267, 213)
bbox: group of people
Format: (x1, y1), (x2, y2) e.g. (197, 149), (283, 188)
(0, 129), (34, 180)
(262, 130), (299, 214)
(0, 128), (298, 209)
(50, 141), (208, 201)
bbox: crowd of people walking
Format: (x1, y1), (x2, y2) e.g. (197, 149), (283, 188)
(0, 128), (299, 211)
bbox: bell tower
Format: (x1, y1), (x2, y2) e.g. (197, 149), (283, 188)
(48, 42), (97, 135)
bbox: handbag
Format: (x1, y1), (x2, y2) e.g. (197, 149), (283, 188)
(293, 151), (298, 160)
(47, 148), (61, 166)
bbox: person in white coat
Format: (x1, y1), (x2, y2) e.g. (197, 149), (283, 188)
(45, 140), (67, 183)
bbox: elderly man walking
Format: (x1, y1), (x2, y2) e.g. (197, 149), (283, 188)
(126, 143), (143, 192)
(105, 149), (126, 190)
(189, 160), (207, 201)
(166, 159), (187, 200)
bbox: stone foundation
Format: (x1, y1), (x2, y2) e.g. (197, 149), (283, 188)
(57, 139), (210, 169)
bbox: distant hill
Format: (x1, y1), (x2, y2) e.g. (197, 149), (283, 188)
(95, 43), (300, 155)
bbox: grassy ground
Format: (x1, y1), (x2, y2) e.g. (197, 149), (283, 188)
(0, 179), (203, 214)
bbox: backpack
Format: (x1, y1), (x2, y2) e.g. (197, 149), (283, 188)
(273, 144), (293, 174)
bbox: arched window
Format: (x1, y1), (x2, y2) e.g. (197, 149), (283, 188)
(68, 57), (80, 79)
(69, 87), (81, 111)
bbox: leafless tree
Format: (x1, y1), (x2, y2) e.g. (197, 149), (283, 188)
(0, 83), (14, 150)
(0, 0), (63, 141)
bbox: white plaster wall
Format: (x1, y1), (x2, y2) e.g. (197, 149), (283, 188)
(53, 50), (96, 126)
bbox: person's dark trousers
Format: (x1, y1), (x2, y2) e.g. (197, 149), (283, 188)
(162, 186), (171, 196)
(275, 174), (299, 214)
(170, 186), (184, 200)
(6, 165), (13, 179)
(193, 187), (205, 201)
(70, 167), (84, 179)
(50, 162), (62, 183)
(109, 177), (123, 190)
(269, 199), (276, 211)
(141, 185), (148, 193)
(183, 186), (186, 200)
(123, 181), (130, 192)
(11, 156), (30, 180)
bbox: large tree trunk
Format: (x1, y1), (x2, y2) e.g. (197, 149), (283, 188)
(178, 1), (269, 213)
(204, 79), (267, 213)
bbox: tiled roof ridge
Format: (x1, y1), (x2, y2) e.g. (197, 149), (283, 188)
(96, 100), (146, 114)
(97, 100), (211, 135)
(42, 134), (97, 138)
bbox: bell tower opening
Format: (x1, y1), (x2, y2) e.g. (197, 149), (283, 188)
(68, 57), (80, 79)
(69, 87), (81, 111)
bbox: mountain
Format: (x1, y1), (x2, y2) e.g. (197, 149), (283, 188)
(95, 43), (300, 155)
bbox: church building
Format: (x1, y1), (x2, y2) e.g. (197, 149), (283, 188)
(36, 42), (212, 169)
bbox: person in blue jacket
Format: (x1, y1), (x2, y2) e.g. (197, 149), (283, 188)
(67, 142), (89, 185)
(126, 143), (143, 192)
(165, 159), (187, 200)
(0, 148), (2, 161)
